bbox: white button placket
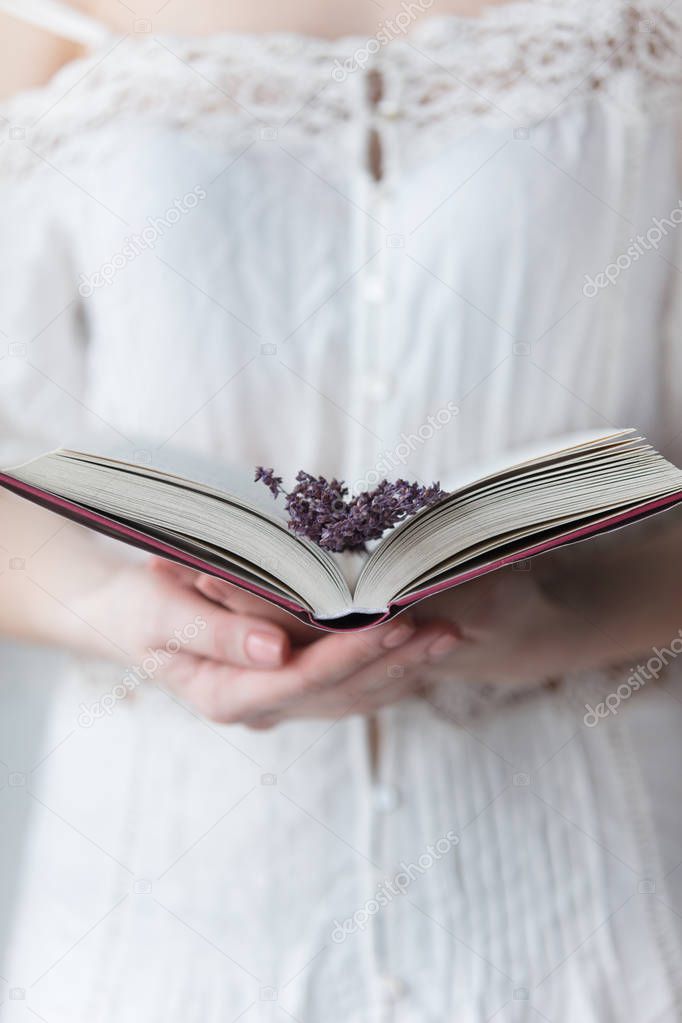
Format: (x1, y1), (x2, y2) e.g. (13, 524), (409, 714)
(373, 782), (401, 814)
(347, 64), (397, 483)
(356, 62), (409, 1023)
(363, 240), (397, 403)
(362, 205), (390, 409)
(364, 99), (396, 414)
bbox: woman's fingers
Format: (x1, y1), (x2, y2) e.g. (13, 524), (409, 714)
(191, 603), (292, 669)
(159, 647), (418, 727)
(148, 561), (292, 669)
(209, 619), (460, 720)
(195, 573), (263, 609)
(285, 617), (459, 690)
(155, 617), (459, 725)
(195, 573), (318, 644)
(307, 621), (459, 701)
(288, 618), (421, 688)
(150, 557), (317, 644)
(148, 556), (198, 588)
(147, 556), (461, 724)
(156, 651), (240, 721)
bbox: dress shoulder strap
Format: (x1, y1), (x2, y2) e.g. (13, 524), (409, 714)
(0, 0), (111, 48)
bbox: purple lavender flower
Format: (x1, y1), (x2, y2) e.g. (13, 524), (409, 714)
(254, 466), (283, 498)
(255, 467), (447, 552)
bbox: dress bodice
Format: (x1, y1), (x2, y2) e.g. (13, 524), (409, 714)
(1, 0), (681, 487)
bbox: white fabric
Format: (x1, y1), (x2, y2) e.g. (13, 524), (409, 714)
(0, 0), (110, 48)
(2, 1), (682, 1019)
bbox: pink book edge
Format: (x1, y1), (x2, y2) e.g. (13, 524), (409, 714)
(1, 472), (681, 633)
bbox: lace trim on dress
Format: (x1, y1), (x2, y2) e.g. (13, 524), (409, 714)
(390, 0), (682, 126)
(0, 0), (680, 179)
(382, 1), (682, 172)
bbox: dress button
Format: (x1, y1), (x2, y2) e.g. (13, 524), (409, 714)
(364, 275), (386, 303)
(364, 376), (394, 402)
(373, 783), (401, 813)
(378, 974), (408, 1001)
(375, 183), (394, 205)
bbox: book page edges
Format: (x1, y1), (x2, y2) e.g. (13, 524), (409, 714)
(0, 473), (313, 618)
(390, 489), (682, 610)
(3, 473), (681, 634)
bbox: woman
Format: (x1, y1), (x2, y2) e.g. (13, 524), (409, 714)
(1, 0), (682, 1019)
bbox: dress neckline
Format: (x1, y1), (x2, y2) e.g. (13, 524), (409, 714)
(0, 0), (583, 117)
(0, 0), (661, 109)
(1, 0), (680, 185)
(102, 1), (546, 48)
(1, 0), (549, 53)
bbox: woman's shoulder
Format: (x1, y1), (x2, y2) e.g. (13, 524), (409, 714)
(0, 2), (97, 102)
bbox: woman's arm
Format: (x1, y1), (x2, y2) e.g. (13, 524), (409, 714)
(0, 492), (123, 653)
(0, 489), (317, 666)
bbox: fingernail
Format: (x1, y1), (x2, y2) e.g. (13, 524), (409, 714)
(426, 631), (459, 661)
(381, 619), (417, 649)
(245, 630), (284, 667)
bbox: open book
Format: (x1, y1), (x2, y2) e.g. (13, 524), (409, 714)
(2, 430), (682, 631)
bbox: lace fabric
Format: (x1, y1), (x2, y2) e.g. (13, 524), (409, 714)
(389, 2), (682, 144)
(0, 0), (680, 179)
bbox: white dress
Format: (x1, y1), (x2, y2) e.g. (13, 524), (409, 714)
(1, 0), (682, 1019)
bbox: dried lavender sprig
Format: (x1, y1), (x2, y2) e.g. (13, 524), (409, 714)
(254, 467), (447, 552)
(254, 467), (283, 498)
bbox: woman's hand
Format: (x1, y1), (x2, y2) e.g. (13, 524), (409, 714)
(410, 565), (589, 690)
(410, 521), (682, 691)
(70, 557), (460, 728)
(175, 516), (682, 719)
